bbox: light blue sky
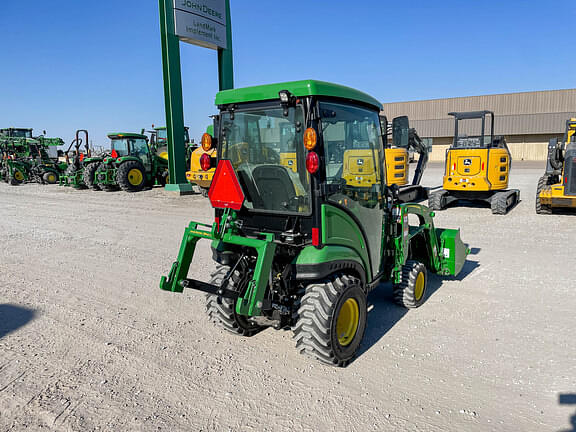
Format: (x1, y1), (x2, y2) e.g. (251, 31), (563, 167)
(1, 1), (574, 147)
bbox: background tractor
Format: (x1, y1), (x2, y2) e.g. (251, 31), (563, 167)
(59, 130), (104, 189)
(161, 80), (469, 367)
(536, 118), (576, 214)
(94, 132), (169, 192)
(427, 111), (520, 214)
(0, 128), (64, 185)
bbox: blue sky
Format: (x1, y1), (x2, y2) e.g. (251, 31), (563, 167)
(1, 1), (574, 147)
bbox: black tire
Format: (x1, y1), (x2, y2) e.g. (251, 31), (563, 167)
(9, 168), (25, 186)
(42, 171), (58, 184)
(428, 190), (446, 210)
(293, 274), (367, 367)
(393, 260), (427, 309)
(83, 163), (101, 191)
(117, 160), (146, 192)
(536, 175), (552, 215)
(205, 265), (262, 336)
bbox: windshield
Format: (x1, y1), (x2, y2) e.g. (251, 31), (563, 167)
(157, 129), (167, 143)
(10, 129), (32, 138)
(220, 105), (310, 214)
(110, 139), (129, 156)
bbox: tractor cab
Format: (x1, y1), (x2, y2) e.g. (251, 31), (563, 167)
(0, 128), (33, 139)
(108, 133), (151, 167)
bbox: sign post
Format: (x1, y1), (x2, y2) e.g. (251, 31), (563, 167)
(159, 0), (233, 195)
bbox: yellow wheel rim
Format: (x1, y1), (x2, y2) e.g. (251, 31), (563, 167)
(336, 298), (359, 347)
(14, 170), (24, 181)
(127, 168), (143, 186)
(48, 174), (56, 183)
(414, 272), (425, 301)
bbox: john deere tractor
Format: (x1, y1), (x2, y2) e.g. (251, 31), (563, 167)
(536, 118), (576, 214)
(94, 132), (169, 192)
(0, 128), (64, 185)
(161, 80), (469, 366)
(59, 130), (104, 189)
(428, 111), (520, 214)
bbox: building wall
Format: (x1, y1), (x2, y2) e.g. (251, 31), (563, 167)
(382, 89), (576, 162)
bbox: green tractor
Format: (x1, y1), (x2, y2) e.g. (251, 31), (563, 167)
(94, 132), (169, 192)
(0, 128), (65, 185)
(59, 130), (104, 189)
(160, 80), (470, 366)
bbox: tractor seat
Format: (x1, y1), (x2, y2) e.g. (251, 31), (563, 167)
(252, 165), (297, 211)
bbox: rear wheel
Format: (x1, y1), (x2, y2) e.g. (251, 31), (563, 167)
(536, 175), (552, 215)
(393, 260), (427, 308)
(117, 160), (146, 192)
(293, 274), (367, 367)
(83, 163), (101, 190)
(205, 265), (262, 336)
(428, 190), (447, 210)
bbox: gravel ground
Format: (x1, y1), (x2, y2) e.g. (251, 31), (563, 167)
(0, 162), (575, 432)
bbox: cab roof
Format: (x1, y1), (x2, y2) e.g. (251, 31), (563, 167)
(215, 79), (382, 110)
(107, 132), (147, 139)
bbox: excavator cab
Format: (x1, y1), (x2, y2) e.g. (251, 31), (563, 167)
(428, 110), (519, 214)
(536, 118), (576, 214)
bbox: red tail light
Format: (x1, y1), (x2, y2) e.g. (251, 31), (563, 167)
(312, 227), (320, 246)
(111, 149), (118, 158)
(200, 153), (211, 171)
(306, 151), (319, 174)
(481, 162), (485, 170)
(208, 160), (245, 210)
(79, 153), (84, 162)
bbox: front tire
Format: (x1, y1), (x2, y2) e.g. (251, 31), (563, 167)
(42, 171), (58, 184)
(393, 260), (427, 308)
(205, 265), (262, 336)
(293, 274), (367, 367)
(117, 160), (146, 192)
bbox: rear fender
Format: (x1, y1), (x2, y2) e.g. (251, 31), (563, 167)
(294, 245), (366, 284)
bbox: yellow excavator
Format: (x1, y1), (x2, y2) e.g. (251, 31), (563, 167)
(428, 110), (520, 214)
(536, 118), (576, 214)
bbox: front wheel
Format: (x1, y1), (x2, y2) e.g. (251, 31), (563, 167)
(42, 171), (58, 184)
(293, 274), (367, 367)
(535, 175), (552, 215)
(393, 260), (427, 308)
(9, 168), (25, 185)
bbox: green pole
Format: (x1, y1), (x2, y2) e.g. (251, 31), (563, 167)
(159, 0), (193, 194)
(217, 0), (234, 91)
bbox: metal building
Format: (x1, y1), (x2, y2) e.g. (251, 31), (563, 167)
(382, 89), (576, 161)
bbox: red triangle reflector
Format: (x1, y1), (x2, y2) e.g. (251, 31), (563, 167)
(111, 149), (118, 158)
(208, 160), (245, 210)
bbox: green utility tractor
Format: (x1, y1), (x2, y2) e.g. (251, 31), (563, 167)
(0, 128), (65, 185)
(94, 132), (169, 192)
(160, 80), (470, 366)
(59, 130), (104, 189)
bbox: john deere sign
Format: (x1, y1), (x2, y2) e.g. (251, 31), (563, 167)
(173, 0), (227, 49)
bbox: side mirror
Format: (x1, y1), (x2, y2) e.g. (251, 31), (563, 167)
(392, 116), (410, 148)
(43, 130), (47, 135)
